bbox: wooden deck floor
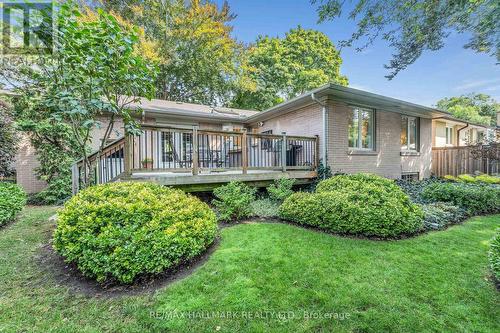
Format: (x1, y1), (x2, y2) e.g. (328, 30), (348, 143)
(119, 169), (317, 192)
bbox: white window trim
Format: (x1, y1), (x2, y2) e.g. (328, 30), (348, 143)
(401, 115), (419, 152)
(445, 126), (454, 146)
(349, 107), (375, 151)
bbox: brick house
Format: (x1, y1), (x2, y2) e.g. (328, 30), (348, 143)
(15, 83), (455, 193)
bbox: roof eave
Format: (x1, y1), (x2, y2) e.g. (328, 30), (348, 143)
(246, 83), (451, 123)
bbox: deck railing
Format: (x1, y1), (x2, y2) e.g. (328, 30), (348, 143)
(72, 125), (318, 194)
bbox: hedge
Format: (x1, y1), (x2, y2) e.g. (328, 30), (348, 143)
(0, 182), (27, 226)
(280, 174), (424, 238)
(421, 182), (500, 215)
(53, 182), (218, 284)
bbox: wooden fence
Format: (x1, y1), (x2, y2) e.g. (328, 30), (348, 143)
(432, 146), (499, 177)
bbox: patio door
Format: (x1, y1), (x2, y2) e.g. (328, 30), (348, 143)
(157, 131), (193, 169)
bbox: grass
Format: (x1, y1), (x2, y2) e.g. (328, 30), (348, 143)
(0, 206), (499, 332)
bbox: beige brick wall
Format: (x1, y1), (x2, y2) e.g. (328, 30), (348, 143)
(327, 101), (432, 179)
(15, 134), (47, 194)
(249, 100), (432, 179)
(249, 102), (323, 153)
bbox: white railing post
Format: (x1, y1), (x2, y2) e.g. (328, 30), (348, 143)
(71, 163), (79, 195)
(192, 125), (199, 175)
(242, 129), (248, 174)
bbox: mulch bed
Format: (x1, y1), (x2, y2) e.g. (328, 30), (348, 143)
(35, 234), (221, 299)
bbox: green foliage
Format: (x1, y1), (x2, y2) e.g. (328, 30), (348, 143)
(316, 173), (398, 193)
(212, 181), (256, 222)
(313, 1), (499, 79)
(489, 230), (500, 281)
(267, 177), (295, 202)
(232, 26), (348, 110)
(104, 0), (240, 106)
(475, 174), (500, 185)
(7, 0), (157, 190)
(0, 182), (26, 226)
(250, 198), (280, 218)
(53, 182), (217, 284)
(33, 174), (72, 205)
(395, 177), (444, 204)
(457, 174), (478, 183)
(436, 94), (499, 127)
(421, 202), (467, 230)
(446, 173), (500, 185)
(422, 182), (500, 215)
(280, 174), (424, 238)
(0, 100), (17, 178)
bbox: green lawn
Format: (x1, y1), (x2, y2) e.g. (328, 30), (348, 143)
(0, 207), (499, 332)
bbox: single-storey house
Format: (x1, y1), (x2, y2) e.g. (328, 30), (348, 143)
(432, 116), (493, 148)
(16, 83), (463, 193)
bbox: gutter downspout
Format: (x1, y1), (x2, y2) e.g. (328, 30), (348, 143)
(457, 123), (469, 147)
(311, 93), (328, 168)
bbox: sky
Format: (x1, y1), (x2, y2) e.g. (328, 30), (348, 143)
(215, 0), (500, 108)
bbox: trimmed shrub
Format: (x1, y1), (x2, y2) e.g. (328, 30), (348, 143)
(212, 181), (256, 222)
(267, 177), (295, 202)
(443, 175), (457, 182)
(53, 182), (217, 284)
(444, 173), (500, 185)
(250, 198), (280, 218)
(279, 192), (323, 227)
(317, 173), (400, 194)
(0, 182), (27, 226)
(457, 174), (478, 183)
(476, 174), (500, 185)
(421, 202), (466, 230)
(421, 182), (500, 215)
(280, 174), (424, 238)
(489, 230), (500, 281)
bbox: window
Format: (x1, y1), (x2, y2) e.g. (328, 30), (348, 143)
(401, 172), (419, 181)
(445, 126), (454, 145)
(401, 116), (419, 151)
(348, 107), (374, 149)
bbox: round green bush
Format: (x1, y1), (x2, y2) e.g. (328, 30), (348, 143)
(53, 182), (218, 284)
(489, 230), (500, 281)
(316, 173), (400, 193)
(0, 182), (27, 226)
(279, 174), (424, 238)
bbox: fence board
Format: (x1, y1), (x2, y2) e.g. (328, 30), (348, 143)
(432, 146), (499, 177)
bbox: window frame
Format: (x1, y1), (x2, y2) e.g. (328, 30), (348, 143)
(401, 115), (419, 152)
(445, 126), (454, 145)
(348, 107), (375, 151)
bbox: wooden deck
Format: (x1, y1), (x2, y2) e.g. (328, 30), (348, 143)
(72, 125), (319, 193)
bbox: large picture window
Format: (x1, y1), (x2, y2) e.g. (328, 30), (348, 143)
(401, 116), (419, 151)
(348, 107), (374, 149)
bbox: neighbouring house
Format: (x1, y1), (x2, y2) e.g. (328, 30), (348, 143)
(16, 83), (462, 194)
(432, 116), (493, 148)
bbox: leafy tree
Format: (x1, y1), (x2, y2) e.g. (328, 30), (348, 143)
(232, 26), (348, 110)
(436, 94), (499, 126)
(102, 0), (241, 105)
(2, 1), (157, 197)
(0, 97), (17, 178)
(312, 0), (499, 79)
